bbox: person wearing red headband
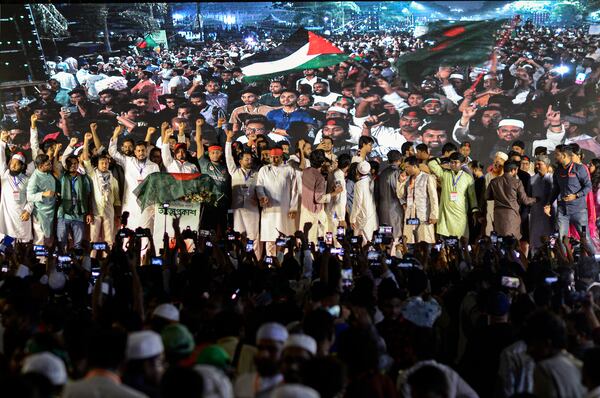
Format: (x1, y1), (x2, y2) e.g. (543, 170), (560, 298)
(161, 122), (198, 174)
(256, 145), (299, 256)
(196, 119), (230, 236)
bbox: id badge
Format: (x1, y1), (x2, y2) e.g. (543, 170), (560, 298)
(12, 191), (20, 202)
(241, 184), (249, 195)
(137, 179), (144, 185)
(450, 192), (458, 202)
(406, 218), (420, 226)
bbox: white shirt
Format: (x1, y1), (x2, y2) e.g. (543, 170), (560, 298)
(313, 91), (341, 106)
(161, 143), (198, 174)
(369, 125), (408, 160)
(531, 125), (566, 155)
(51, 71), (78, 90)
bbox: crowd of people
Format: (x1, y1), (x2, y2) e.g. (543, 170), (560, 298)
(1, 19), (600, 398)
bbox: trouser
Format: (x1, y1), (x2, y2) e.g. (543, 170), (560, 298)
(299, 206), (329, 244)
(234, 207), (261, 259)
(57, 219), (84, 253)
(557, 208), (596, 255)
(33, 216), (53, 246)
(90, 215), (115, 246)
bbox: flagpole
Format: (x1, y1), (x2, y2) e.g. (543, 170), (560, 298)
(468, 15), (522, 92)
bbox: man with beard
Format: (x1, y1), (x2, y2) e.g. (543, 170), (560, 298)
(196, 120), (230, 236)
(506, 63), (543, 105)
(130, 70), (159, 112)
(27, 154), (59, 245)
(0, 130), (32, 241)
(312, 106), (362, 145)
(375, 150), (404, 243)
(312, 81), (340, 106)
(234, 323), (288, 398)
(56, 155), (93, 252)
(529, 154), (555, 255)
(204, 78), (228, 111)
(259, 80), (285, 107)
(365, 107), (426, 160)
(266, 89), (315, 143)
(299, 149), (344, 243)
(419, 76), (456, 113)
(82, 132), (120, 251)
(229, 88), (273, 134)
(296, 69), (323, 92)
(189, 91), (224, 129)
(161, 121), (198, 174)
(155, 94), (180, 126)
(420, 121), (450, 156)
(109, 125), (160, 230)
(280, 334), (317, 384)
(452, 104), (505, 159)
(26, 104), (59, 139)
(316, 118), (355, 157)
(256, 147), (299, 256)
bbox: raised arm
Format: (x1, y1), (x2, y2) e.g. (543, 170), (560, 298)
(30, 114), (40, 161)
(144, 126), (157, 147)
(108, 125), (127, 167)
(82, 132), (92, 162)
(195, 118), (205, 159)
(0, 131), (9, 175)
(224, 129), (238, 175)
(89, 123), (102, 152)
(427, 158), (444, 179)
(161, 127), (175, 168)
(61, 137), (77, 168)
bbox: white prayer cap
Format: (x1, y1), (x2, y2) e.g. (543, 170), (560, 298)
(357, 161), (371, 175)
(484, 74), (496, 81)
(73, 146), (84, 156)
(11, 153), (26, 163)
(15, 264), (31, 279)
(256, 322), (288, 343)
(495, 151), (509, 161)
(449, 73), (464, 80)
(153, 303), (180, 322)
(327, 106), (348, 115)
(498, 119), (524, 129)
(284, 334), (317, 356)
(126, 330), (164, 360)
(22, 352), (67, 386)
(271, 384), (320, 398)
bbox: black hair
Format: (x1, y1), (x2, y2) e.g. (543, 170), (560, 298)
(401, 141), (414, 155)
(448, 152), (465, 163)
(309, 149), (328, 169)
(404, 155), (419, 167)
(469, 160), (484, 170)
(512, 140), (526, 149)
(504, 160), (520, 173)
(407, 365), (449, 397)
(523, 310), (567, 351)
(415, 143), (428, 152)
(35, 154), (50, 168)
(441, 142), (458, 155)
(189, 91), (206, 100)
(337, 154), (352, 170)
(358, 136), (374, 149)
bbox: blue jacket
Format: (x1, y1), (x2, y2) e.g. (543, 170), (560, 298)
(548, 161), (592, 214)
(266, 108), (316, 131)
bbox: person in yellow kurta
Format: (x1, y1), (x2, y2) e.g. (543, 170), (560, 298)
(428, 152), (480, 238)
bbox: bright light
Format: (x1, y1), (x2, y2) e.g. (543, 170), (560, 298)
(324, 16), (329, 22)
(224, 14), (236, 25)
(555, 65), (570, 75)
(244, 37), (255, 45)
(172, 13), (183, 20)
(410, 1), (426, 11)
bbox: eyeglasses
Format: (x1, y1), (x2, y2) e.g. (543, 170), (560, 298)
(246, 128), (265, 134)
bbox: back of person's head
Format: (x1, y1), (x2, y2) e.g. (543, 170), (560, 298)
(358, 135), (374, 148)
(213, 310), (243, 339)
(337, 327), (379, 376)
(504, 161), (520, 173)
(407, 365), (449, 398)
(407, 268), (429, 297)
(160, 366), (204, 398)
(523, 310), (567, 359)
(309, 149), (327, 169)
(87, 327), (127, 370)
(441, 142), (457, 155)
(303, 309), (335, 345)
(337, 153), (352, 170)
(300, 356), (347, 398)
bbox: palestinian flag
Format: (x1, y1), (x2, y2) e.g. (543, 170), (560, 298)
(396, 19), (507, 82)
(240, 28), (348, 83)
(134, 173), (218, 209)
(136, 34), (158, 49)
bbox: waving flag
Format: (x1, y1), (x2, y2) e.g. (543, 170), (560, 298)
(396, 20), (507, 82)
(240, 28), (348, 82)
(136, 34), (158, 49)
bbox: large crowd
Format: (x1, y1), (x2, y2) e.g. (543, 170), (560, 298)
(1, 19), (600, 398)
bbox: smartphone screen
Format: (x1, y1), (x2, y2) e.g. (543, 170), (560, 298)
(325, 232), (333, 245)
(246, 240), (254, 252)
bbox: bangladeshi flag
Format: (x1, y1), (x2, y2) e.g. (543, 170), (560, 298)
(134, 173), (218, 209)
(240, 28), (348, 82)
(136, 34), (158, 49)
(396, 19), (507, 82)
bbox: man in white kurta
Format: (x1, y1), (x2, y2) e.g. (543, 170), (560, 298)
(225, 130), (261, 257)
(0, 137), (33, 241)
(350, 161), (378, 242)
(256, 148), (299, 256)
(82, 133), (121, 249)
(108, 126), (160, 230)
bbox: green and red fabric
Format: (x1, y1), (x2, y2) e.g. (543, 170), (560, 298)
(240, 28), (348, 83)
(134, 173), (218, 209)
(396, 19), (507, 82)
(136, 35), (158, 49)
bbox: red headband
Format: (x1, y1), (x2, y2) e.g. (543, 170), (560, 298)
(208, 145), (222, 152)
(270, 148), (283, 156)
(174, 143), (187, 152)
